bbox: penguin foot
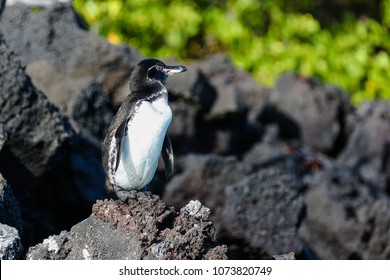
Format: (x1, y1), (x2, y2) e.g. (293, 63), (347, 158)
(114, 185), (138, 203)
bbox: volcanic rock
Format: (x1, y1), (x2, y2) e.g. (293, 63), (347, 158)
(0, 223), (23, 260)
(0, 29), (106, 245)
(27, 195), (227, 260)
(338, 101), (390, 193)
(0, 3), (140, 138)
(267, 73), (351, 154)
(221, 159), (304, 257)
(300, 164), (390, 259)
(0, 173), (23, 234)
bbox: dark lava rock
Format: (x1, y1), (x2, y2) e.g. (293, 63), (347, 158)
(266, 73), (351, 154)
(273, 252), (296, 260)
(26, 219), (143, 260)
(27, 194), (227, 260)
(194, 55), (268, 121)
(0, 0), (4, 16)
(164, 154), (246, 212)
(46, 79), (114, 140)
(0, 3), (141, 96)
(0, 3), (140, 137)
(0, 223), (23, 260)
(164, 133), (305, 259)
(360, 199), (390, 259)
(166, 62), (217, 114)
(0, 33), (74, 176)
(300, 165), (390, 259)
(166, 55), (265, 156)
(149, 199), (227, 260)
(242, 126), (295, 171)
(338, 101), (390, 194)
(0, 32), (106, 245)
(0, 173), (23, 235)
(25, 61), (115, 140)
(221, 162), (304, 257)
(70, 80), (114, 139)
(167, 100), (199, 155)
(0, 123), (7, 151)
(164, 128), (299, 213)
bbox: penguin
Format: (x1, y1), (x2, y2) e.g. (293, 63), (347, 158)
(102, 58), (187, 202)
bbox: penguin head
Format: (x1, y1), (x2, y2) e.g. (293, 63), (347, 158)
(130, 58), (187, 92)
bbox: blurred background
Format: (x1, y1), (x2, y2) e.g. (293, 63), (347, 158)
(73, 0), (390, 105)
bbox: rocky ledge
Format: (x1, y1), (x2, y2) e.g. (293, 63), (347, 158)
(0, 1), (389, 260)
(27, 195), (227, 260)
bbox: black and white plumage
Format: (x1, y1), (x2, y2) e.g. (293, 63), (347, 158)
(102, 58), (187, 201)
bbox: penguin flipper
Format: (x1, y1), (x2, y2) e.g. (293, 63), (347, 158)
(161, 134), (174, 180)
(114, 119), (128, 171)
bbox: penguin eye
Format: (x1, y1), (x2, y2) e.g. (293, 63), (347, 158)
(155, 64), (163, 71)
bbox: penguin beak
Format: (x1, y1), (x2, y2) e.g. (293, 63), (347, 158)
(163, 65), (187, 75)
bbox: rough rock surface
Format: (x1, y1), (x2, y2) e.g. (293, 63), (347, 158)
(164, 134), (305, 259)
(360, 199), (390, 259)
(338, 101), (390, 193)
(0, 3), (141, 99)
(297, 101), (390, 259)
(196, 55), (268, 121)
(0, 33), (74, 176)
(273, 252), (296, 260)
(27, 195), (227, 260)
(0, 0), (4, 15)
(164, 154), (245, 211)
(166, 61), (217, 114)
(222, 164), (304, 257)
(165, 55), (265, 156)
(268, 73), (351, 154)
(0, 223), (23, 260)
(0, 3), (140, 139)
(26, 219), (143, 260)
(300, 165), (390, 259)
(0, 23), (106, 246)
(27, 62), (115, 139)
(0, 123), (7, 152)
(0, 173), (23, 234)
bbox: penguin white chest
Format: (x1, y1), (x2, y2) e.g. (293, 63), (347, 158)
(114, 96), (172, 190)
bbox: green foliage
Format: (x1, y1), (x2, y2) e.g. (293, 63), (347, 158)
(30, 6), (45, 13)
(73, 0), (390, 105)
